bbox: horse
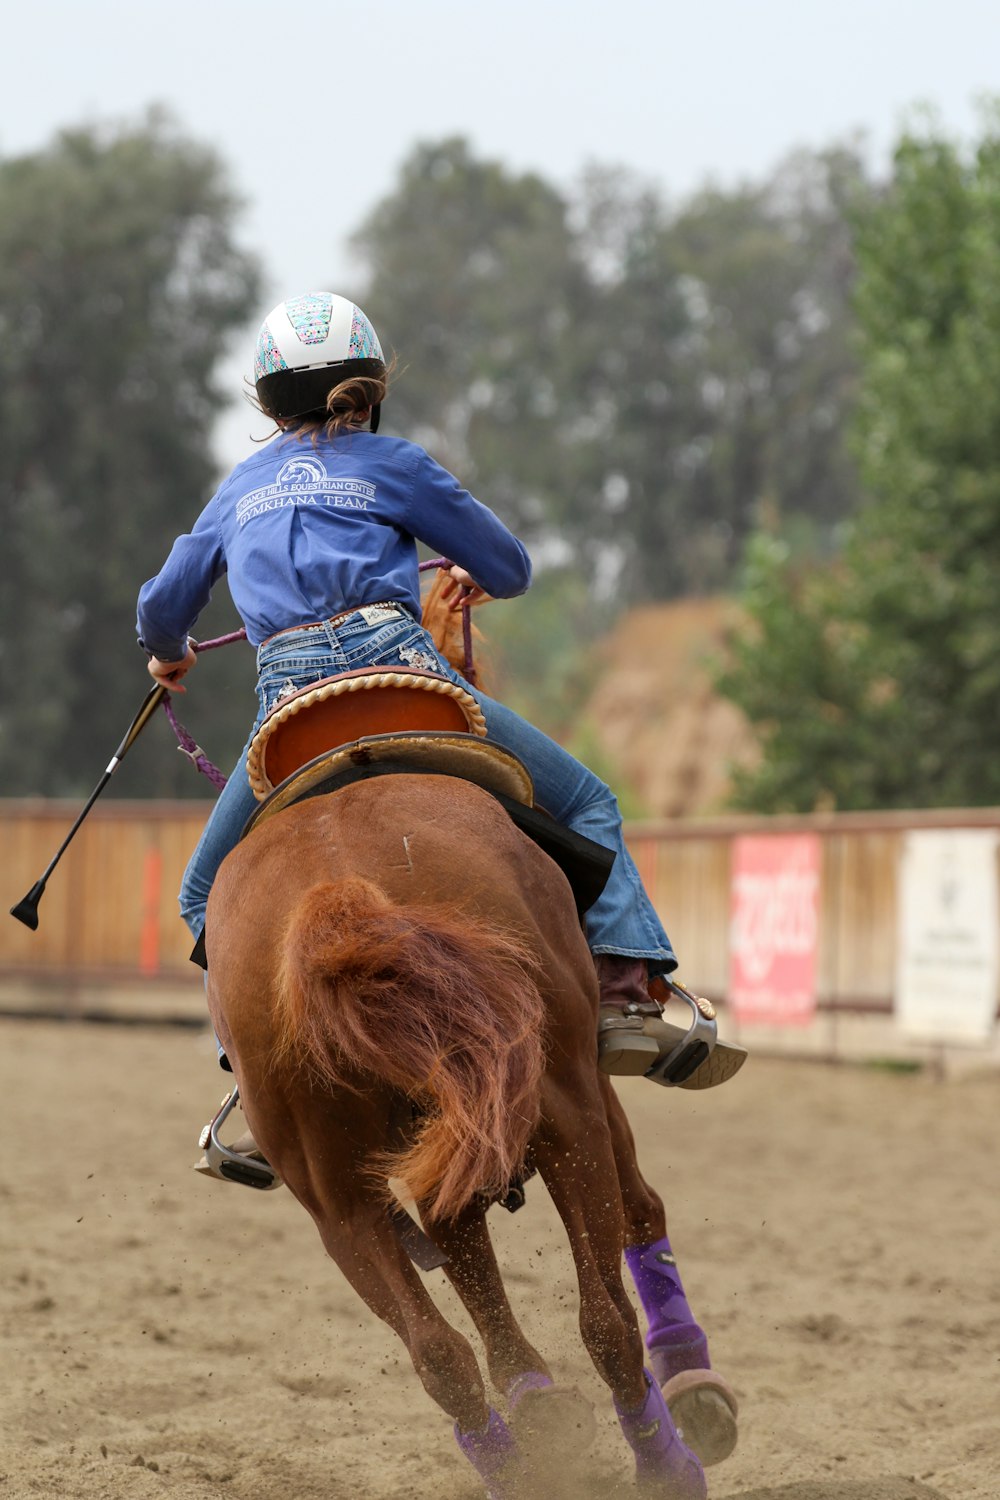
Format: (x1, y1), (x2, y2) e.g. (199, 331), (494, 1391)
(203, 766), (711, 1498)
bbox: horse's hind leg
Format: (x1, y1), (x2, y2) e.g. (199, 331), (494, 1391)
(534, 1074), (706, 1497)
(305, 1194), (527, 1496)
(256, 1082), (524, 1498)
(422, 1201), (551, 1395)
(601, 1074), (709, 1371)
(601, 1075), (739, 1466)
(423, 1202), (598, 1457)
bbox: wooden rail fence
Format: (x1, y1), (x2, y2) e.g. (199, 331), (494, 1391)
(2, 801), (999, 1054)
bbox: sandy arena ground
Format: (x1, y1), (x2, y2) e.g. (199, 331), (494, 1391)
(1, 1016), (998, 1500)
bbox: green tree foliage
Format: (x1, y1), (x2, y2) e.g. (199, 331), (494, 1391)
(572, 148), (867, 596)
(0, 112), (260, 797)
(351, 137), (588, 539)
(353, 138), (867, 602)
(667, 150), (864, 571)
(718, 109), (1000, 811)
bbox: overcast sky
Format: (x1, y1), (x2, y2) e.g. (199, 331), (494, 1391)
(5, 0), (999, 469)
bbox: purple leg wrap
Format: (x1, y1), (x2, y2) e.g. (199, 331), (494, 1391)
(454, 1408), (521, 1499)
(625, 1237), (711, 1386)
(615, 1372), (707, 1498)
(506, 1370), (554, 1410)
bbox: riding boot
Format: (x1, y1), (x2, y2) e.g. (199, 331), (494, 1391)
(595, 955), (663, 1075)
(596, 959), (749, 1089)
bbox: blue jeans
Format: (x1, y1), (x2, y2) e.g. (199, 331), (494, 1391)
(179, 608), (676, 970)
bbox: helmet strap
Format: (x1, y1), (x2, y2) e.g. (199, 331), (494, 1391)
(370, 403), (382, 434)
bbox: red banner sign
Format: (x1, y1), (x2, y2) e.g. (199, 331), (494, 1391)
(729, 834), (821, 1025)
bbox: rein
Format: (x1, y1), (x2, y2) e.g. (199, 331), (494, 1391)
(164, 559), (474, 790)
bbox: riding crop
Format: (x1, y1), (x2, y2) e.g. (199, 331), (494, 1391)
(9, 682), (168, 931)
(10, 567), (472, 931)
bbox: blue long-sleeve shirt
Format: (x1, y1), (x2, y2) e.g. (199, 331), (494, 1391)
(137, 429), (533, 659)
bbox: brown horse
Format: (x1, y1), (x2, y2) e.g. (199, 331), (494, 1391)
(204, 768), (710, 1498)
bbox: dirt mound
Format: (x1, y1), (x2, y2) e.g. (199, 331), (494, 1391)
(582, 597), (758, 818)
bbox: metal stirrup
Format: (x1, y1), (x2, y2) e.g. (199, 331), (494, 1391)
(645, 981), (719, 1087)
(199, 1086), (280, 1190)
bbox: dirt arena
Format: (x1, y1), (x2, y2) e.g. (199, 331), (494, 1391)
(1, 1016), (997, 1500)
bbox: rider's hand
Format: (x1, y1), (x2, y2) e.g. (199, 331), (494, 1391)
(147, 643), (197, 693)
(441, 565), (491, 612)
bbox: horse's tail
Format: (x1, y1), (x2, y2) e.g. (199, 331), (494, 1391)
(276, 875), (545, 1220)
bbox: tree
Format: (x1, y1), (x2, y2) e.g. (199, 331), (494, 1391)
(0, 111), (261, 797)
(576, 147), (868, 598)
(352, 138), (866, 604)
(717, 108), (1000, 811)
(351, 137), (588, 542)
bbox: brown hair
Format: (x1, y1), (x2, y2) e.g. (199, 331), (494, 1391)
(249, 358), (397, 443)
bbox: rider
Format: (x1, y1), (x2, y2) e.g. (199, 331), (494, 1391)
(136, 293), (740, 1157)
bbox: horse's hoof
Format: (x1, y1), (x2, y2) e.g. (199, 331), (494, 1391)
(455, 1408), (523, 1500)
(508, 1381), (597, 1457)
(661, 1368), (738, 1467)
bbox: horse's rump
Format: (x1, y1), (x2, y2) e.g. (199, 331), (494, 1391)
(276, 873), (545, 1220)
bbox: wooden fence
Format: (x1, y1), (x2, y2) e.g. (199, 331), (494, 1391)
(628, 806), (1000, 1012)
(2, 799), (999, 1038)
(2, 800), (206, 989)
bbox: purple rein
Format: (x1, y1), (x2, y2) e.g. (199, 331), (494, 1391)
(161, 628), (248, 790)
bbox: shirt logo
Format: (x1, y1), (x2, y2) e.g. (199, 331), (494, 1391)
(236, 455), (376, 527)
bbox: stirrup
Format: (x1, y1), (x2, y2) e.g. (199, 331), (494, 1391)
(644, 980), (721, 1087)
(195, 1086), (282, 1191)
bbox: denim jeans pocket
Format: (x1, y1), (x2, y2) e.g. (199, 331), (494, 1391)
(255, 619), (449, 716)
(257, 648), (343, 716)
(258, 670), (320, 716)
(342, 619), (443, 672)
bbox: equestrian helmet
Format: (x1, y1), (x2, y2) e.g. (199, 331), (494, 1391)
(254, 292), (386, 428)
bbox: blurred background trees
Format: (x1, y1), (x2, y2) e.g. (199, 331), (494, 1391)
(719, 108), (1000, 810)
(355, 137), (867, 598)
(3, 103), (998, 811)
(351, 134), (871, 750)
(0, 111), (260, 796)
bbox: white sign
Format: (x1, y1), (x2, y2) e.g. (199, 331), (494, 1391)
(896, 830), (999, 1044)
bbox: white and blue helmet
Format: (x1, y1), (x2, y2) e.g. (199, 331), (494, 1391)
(253, 292), (386, 427)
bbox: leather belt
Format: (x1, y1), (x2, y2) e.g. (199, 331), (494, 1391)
(261, 602), (403, 648)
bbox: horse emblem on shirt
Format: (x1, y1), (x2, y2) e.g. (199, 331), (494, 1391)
(236, 455), (377, 527)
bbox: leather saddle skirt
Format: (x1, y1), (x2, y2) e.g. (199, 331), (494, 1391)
(246, 665), (493, 801)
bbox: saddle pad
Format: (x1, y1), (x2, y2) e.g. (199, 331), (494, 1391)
(244, 732), (535, 830)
